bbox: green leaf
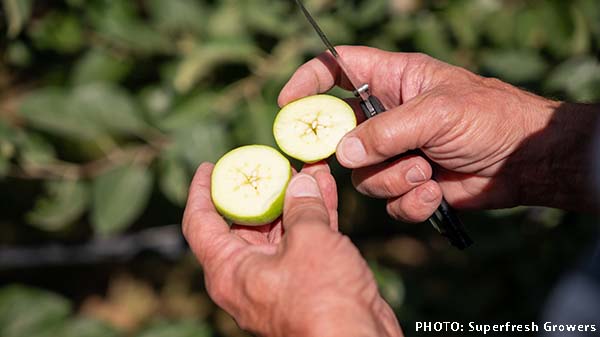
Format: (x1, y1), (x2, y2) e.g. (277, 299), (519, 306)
(514, 7), (546, 50)
(169, 123), (229, 170)
(60, 318), (120, 337)
(136, 321), (211, 337)
(244, 0), (299, 37)
(382, 18), (415, 41)
(139, 86), (174, 122)
(6, 41), (32, 67)
(69, 83), (147, 136)
(483, 5), (517, 49)
(158, 157), (190, 207)
(20, 87), (104, 139)
(71, 48), (133, 85)
(88, 0), (169, 54)
(444, 0), (495, 49)
(526, 207), (565, 228)
(26, 180), (89, 232)
(2, 0), (32, 38)
(29, 12), (84, 53)
(206, 0), (246, 39)
(485, 206), (528, 218)
(147, 0), (206, 35)
(541, 3), (590, 58)
(338, 0), (388, 29)
(413, 14), (454, 63)
(0, 285), (71, 337)
(545, 57), (600, 101)
(22, 84), (145, 140)
(173, 39), (262, 93)
(233, 100), (277, 147)
(157, 92), (218, 131)
(311, 16), (354, 46)
(19, 133), (56, 166)
(577, 0), (600, 44)
(20, 83), (146, 139)
(480, 49), (548, 83)
(91, 164), (153, 235)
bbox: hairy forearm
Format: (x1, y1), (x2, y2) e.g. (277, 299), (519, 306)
(516, 100), (599, 211)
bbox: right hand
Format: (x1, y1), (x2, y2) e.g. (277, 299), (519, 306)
(278, 46), (567, 221)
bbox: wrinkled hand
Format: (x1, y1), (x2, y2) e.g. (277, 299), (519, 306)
(182, 161), (402, 337)
(279, 46), (567, 220)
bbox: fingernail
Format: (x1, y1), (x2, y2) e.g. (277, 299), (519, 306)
(419, 187), (438, 203)
(406, 166), (426, 184)
(338, 137), (366, 164)
(287, 174), (321, 198)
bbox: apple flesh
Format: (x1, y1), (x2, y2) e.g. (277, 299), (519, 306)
(273, 94), (356, 163)
(211, 145), (292, 226)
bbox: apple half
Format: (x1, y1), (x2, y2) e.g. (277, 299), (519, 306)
(211, 145), (292, 225)
(273, 94), (356, 163)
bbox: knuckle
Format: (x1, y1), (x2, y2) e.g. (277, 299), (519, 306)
(285, 200), (329, 226)
(386, 197), (433, 223)
(410, 52), (430, 64)
(381, 175), (403, 197)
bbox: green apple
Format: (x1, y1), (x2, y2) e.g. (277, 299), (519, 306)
(273, 94), (356, 163)
(211, 145), (292, 225)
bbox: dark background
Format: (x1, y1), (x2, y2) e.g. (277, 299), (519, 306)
(1, 0), (599, 336)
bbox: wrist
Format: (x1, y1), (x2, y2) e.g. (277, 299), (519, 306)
(514, 99), (599, 210)
(272, 295), (402, 337)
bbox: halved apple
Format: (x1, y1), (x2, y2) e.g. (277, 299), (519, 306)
(211, 145), (291, 225)
(273, 94), (356, 163)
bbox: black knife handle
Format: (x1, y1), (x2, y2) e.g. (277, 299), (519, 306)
(359, 95), (473, 250)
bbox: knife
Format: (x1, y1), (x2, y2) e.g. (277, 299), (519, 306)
(293, 0), (473, 250)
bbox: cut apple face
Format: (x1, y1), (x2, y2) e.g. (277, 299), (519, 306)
(211, 145), (292, 226)
(273, 94), (356, 163)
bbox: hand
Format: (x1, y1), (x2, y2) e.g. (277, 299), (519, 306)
(279, 46), (598, 218)
(182, 161), (403, 337)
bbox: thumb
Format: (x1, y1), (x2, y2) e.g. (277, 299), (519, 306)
(282, 173), (330, 230)
(336, 97), (438, 168)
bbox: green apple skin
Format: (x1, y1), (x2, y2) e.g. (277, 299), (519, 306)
(273, 94), (356, 163)
(210, 145), (292, 226)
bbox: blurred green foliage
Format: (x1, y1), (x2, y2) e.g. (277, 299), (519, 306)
(0, 0), (598, 336)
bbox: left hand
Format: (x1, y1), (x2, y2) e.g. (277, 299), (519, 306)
(182, 161), (402, 337)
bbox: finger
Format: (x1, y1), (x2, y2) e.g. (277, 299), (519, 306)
(282, 173), (330, 230)
(351, 155), (432, 199)
(182, 163), (245, 268)
(278, 46), (397, 107)
(336, 95), (440, 168)
(301, 161), (336, 211)
(386, 180), (443, 223)
(301, 161), (338, 231)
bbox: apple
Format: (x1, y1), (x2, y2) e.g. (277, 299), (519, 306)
(273, 94), (356, 163)
(211, 145), (292, 225)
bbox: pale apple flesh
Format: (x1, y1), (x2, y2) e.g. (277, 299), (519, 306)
(211, 145), (292, 226)
(273, 94), (356, 163)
